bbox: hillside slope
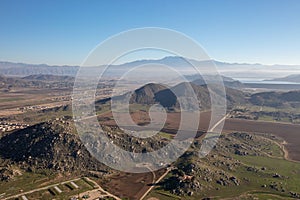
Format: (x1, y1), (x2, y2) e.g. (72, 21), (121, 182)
(250, 91), (300, 108)
(100, 82), (247, 111)
(0, 119), (107, 173)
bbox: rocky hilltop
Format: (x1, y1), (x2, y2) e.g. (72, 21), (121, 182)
(99, 82), (247, 111)
(0, 118), (170, 176)
(0, 119), (108, 173)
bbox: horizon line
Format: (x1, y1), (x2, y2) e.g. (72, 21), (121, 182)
(1, 56), (300, 67)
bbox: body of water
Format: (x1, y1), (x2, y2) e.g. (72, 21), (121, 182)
(236, 78), (300, 85)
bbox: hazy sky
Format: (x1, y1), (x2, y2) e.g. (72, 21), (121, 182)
(1, 0), (300, 65)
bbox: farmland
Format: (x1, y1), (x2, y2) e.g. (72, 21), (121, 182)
(145, 132), (300, 200)
(97, 110), (300, 162)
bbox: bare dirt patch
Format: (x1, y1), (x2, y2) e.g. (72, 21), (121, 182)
(223, 118), (300, 161)
(100, 169), (166, 200)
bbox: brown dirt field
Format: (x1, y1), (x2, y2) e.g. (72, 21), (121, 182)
(98, 111), (211, 132)
(101, 169), (166, 200)
(223, 118), (300, 161)
(98, 111), (300, 161)
(0, 88), (69, 110)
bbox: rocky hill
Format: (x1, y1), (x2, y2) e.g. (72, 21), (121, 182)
(129, 83), (167, 105)
(250, 90), (300, 108)
(0, 118), (169, 176)
(0, 119), (108, 173)
(0, 75), (40, 88)
(186, 74), (244, 89)
(100, 82), (247, 111)
(22, 74), (75, 82)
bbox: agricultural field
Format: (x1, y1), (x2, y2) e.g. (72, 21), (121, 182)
(98, 169), (167, 200)
(223, 118), (300, 161)
(0, 174), (97, 200)
(146, 132), (300, 200)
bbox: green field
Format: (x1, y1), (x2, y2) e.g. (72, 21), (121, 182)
(147, 133), (300, 200)
(0, 174), (97, 200)
(24, 178), (94, 200)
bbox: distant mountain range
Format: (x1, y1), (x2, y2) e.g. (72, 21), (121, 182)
(267, 74), (300, 83)
(0, 74), (74, 90)
(1, 57), (299, 80)
(0, 61), (79, 76)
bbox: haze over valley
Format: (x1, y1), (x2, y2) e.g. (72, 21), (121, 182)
(1, 1), (300, 200)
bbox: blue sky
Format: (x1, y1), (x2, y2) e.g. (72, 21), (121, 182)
(1, 0), (300, 65)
